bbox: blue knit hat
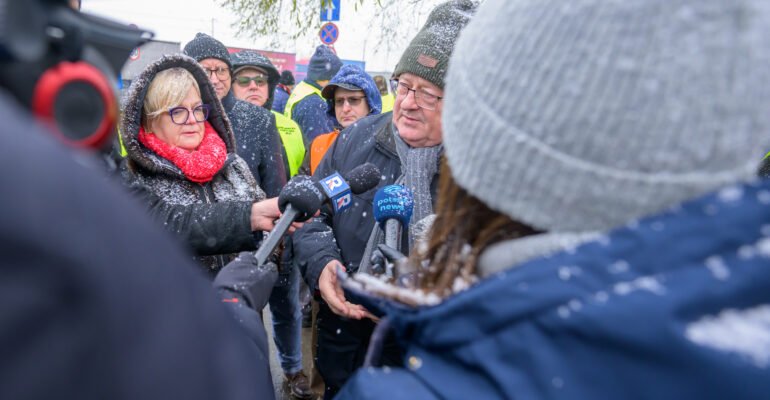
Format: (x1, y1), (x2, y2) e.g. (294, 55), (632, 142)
(306, 45), (342, 82)
(321, 64), (382, 122)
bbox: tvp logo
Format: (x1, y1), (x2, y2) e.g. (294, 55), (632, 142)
(320, 172), (353, 212)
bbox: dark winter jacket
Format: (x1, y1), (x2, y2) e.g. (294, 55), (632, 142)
(120, 55), (264, 274)
(272, 85), (290, 114)
(322, 64), (383, 127)
(338, 180), (770, 399)
(287, 80), (337, 142)
(221, 91), (287, 198)
(293, 112), (439, 291)
(0, 90), (274, 400)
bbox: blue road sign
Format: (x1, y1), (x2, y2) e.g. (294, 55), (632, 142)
(319, 22), (339, 45)
(320, 0), (340, 22)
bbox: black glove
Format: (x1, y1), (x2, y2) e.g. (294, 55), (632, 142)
(213, 252), (278, 312)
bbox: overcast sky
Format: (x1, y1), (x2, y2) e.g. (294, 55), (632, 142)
(82, 0), (444, 72)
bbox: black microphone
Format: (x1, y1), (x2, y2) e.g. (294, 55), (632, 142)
(253, 163), (381, 266)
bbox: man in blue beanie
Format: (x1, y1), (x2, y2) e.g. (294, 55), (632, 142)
(284, 45), (343, 142)
(305, 65), (382, 175)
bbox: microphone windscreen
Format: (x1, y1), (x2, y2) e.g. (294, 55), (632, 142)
(345, 163), (381, 194)
(372, 185), (414, 226)
(277, 175), (325, 221)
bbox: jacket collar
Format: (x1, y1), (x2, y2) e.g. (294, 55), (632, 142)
(374, 117), (398, 160)
(221, 91), (236, 112)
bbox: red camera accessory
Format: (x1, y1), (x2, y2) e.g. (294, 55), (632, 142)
(32, 61), (117, 150)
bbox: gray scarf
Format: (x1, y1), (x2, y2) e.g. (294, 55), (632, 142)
(359, 125), (442, 273)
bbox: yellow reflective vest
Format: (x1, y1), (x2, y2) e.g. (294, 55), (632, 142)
(272, 110), (305, 177)
(381, 92), (395, 113)
(284, 81), (323, 121)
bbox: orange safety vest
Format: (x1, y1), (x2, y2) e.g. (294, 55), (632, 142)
(309, 130), (340, 175)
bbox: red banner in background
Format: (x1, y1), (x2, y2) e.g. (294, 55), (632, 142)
(227, 47), (296, 74)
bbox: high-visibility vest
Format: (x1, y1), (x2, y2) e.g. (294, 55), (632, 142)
(381, 92), (395, 113)
(118, 126), (127, 157)
(272, 110), (305, 177)
(284, 81), (323, 121)
(309, 130), (339, 176)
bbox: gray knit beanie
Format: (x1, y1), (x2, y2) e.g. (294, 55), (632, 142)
(306, 45), (342, 82)
(443, 0), (770, 233)
(392, 0), (478, 89)
(183, 32), (232, 70)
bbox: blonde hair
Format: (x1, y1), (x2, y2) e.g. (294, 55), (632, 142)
(142, 68), (201, 130)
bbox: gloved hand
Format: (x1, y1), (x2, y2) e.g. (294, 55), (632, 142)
(213, 251), (278, 312)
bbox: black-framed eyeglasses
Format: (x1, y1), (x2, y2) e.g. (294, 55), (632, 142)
(334, 96), (366, 108)
(234, 75), (268, 87)
(168, 104), (210, 125)
(390, 79), (443, 110)
(202, 66), (230, 80)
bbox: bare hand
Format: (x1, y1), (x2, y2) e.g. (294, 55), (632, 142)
(250, 198), (306, 233)
(319, 260), (371, 319)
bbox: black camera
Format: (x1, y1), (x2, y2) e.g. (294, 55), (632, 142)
(0, 0), (152, 151)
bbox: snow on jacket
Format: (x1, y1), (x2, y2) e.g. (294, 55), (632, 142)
(293, 112), (439, 291)
(120, 54), (263, 274)
(338, 179), (770, 399)
(221, 91), (286, 198)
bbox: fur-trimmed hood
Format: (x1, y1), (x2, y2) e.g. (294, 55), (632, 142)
(120, 54), (237, 174)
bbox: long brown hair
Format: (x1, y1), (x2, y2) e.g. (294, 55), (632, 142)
(412, 159), (540, 298)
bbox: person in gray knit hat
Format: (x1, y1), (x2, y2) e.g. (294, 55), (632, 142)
(334, 0), (770, 398)
(291, 1), (478, 398)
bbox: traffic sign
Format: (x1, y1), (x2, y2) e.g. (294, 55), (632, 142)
(320, 0), (340, 22)
(319, 22), (339, 45)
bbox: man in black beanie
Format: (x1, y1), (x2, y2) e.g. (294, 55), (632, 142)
(273, 70), (295, 114)
(183, 32), (286, 199)
(284, 45), (342, 142)
(292, 2), (478, 398)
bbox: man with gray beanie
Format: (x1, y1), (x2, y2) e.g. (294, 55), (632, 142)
(334, 0), (770, 398)
(292, 1), (478, 398)
(284, 45), (342, 142)
(183, 33), (286, 199)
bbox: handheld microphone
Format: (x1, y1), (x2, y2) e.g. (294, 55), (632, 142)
(373, 184), (414, 251)
(254, 163), (382, 265)
(317, 162), (381, 212)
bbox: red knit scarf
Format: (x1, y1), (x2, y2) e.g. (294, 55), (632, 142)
(138, 122), (227, 183)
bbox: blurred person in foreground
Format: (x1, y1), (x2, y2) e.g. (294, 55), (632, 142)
(337, 0), (770, 398)
(292, 1), (478, 397)
(0, 1), (282, 398)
